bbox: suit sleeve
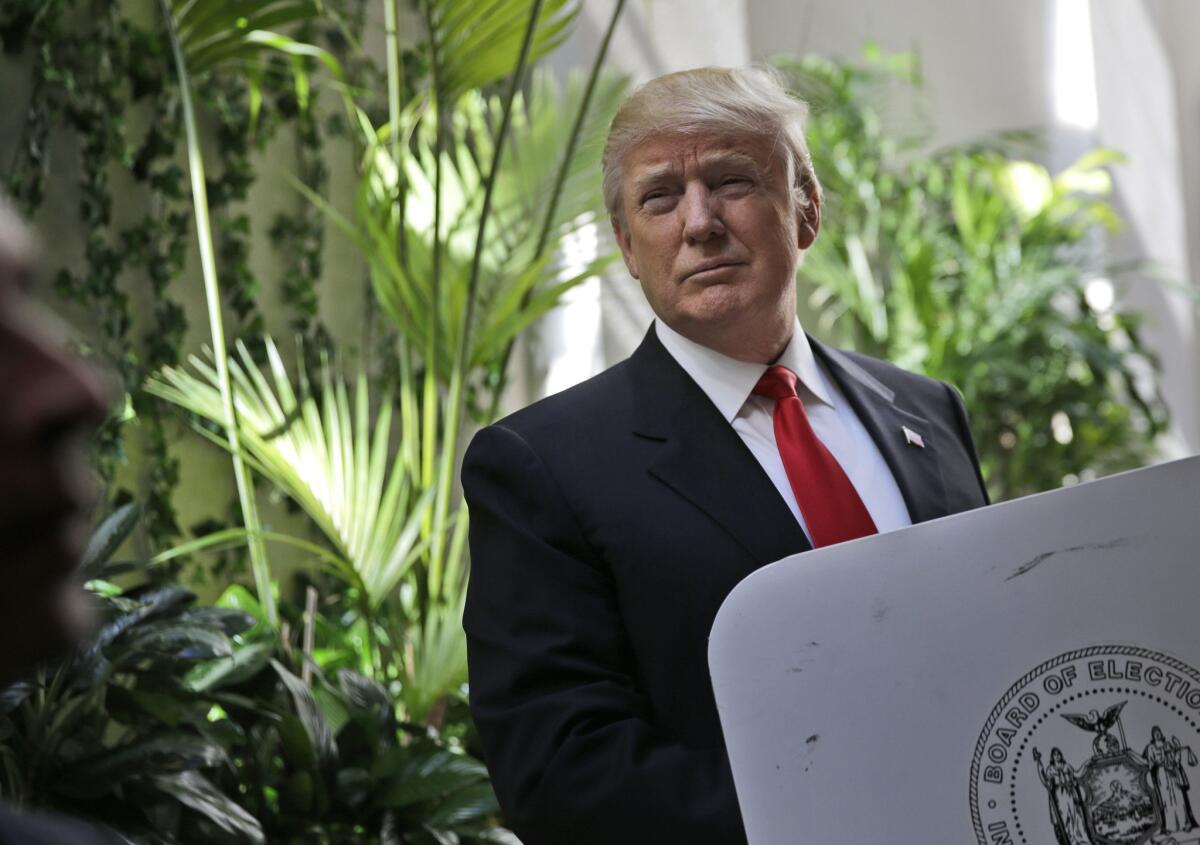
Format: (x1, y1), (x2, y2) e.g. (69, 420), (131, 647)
(942, 381), (990, 506)
(461, 424), (747, 845)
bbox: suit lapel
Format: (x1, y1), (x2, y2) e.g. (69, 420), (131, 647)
(628, 329), (812, 568)
(810, 337), (949, 524)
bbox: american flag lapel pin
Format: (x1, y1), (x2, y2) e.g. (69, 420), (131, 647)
(902, 425), (925, 448)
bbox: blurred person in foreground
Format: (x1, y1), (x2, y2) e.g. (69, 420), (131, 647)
(461, 67), (990, 844)
(0, 195), (125, 844)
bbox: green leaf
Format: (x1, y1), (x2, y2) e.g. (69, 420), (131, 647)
(186, 641), (275, 692)
(149, 338), (431, 606)
(81, 503), (141, 578)
(126, 689), (187, 727)
(272, 659), (337, 768)
(216, 584), (263, 620)
(425, 780), (501, 827)
(96, 586), (196, 650)
(151, 770), (265, 845)
(178, 606), (257, 636)
(277, 713), (318, 771)
(376, 744), (488, 808)
(118, 623), (233, 662)
(338, 669), (392, 723)
(0, 682), (34, 714)
(65, 733), (229, 795)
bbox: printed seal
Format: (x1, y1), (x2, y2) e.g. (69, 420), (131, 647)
(971, 645), (1200, 845)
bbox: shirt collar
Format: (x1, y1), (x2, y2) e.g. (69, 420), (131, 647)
(654, 317), (835, 423)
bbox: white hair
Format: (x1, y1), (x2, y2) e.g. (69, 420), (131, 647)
(601, 66), (820, 221)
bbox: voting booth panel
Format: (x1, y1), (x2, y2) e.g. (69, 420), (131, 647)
(709, 456), (1200, 845)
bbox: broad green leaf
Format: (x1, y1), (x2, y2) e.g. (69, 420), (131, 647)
(119, 623), (233, 662)
(272, 659), (337, 768)
(67, 733), (229, 793)
(186, 641), (276, 692)
(151, 770), (265, 845)
(81, 503), (141, 578)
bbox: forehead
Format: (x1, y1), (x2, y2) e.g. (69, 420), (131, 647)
(621, 132), (781, 179)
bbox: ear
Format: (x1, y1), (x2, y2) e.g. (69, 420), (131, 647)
(796, 190), (820, 251)
(611, 216), (640, 279)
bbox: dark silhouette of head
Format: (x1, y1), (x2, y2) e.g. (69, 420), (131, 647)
(0, 196), (110, 684)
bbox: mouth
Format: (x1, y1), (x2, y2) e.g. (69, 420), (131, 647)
(682, 260), (746, 282)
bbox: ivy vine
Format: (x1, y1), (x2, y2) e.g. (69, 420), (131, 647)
(0, 0), (367, 561)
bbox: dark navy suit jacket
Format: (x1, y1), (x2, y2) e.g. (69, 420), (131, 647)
(462, 327), (989, 844)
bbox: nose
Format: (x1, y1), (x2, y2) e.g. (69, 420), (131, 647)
(680, 184), (725, 244)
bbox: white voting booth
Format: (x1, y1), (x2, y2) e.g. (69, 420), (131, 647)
(710, 455), (1200, 845)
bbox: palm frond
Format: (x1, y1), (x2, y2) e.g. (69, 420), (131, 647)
(426, 0), (577, 101)
(147, 338), (433, 608)
(329, 69), (624, 382)
(170, 0), (339, 76)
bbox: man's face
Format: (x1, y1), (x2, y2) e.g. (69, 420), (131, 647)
(0, 248), (109, 682)
(612, 132), (819, 362)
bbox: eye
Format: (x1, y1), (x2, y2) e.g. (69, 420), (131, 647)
(717, 175), (752, 189)
(639, 189), (676, 211)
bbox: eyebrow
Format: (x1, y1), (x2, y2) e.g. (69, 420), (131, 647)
(630, 151), (766, 197)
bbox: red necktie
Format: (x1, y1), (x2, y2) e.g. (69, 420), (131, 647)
(753, 365), (877, 548)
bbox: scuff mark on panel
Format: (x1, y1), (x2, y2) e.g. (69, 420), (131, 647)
(1005, 537), (1134, 582)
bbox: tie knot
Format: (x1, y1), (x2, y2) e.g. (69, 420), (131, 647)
(753, 365), (799, 402)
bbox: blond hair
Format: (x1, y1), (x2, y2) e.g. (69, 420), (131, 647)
(601, 66), (819, 220)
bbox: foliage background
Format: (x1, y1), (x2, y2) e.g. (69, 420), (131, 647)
(0, 1), (1175, 841)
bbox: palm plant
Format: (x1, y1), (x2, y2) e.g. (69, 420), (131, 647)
(150, 0), (627, 728)
(147, 339), (456, 716)
(316, 0), (626, 671)
(159, 0), (344, 627)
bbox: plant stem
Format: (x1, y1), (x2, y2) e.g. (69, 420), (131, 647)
(485, 0), (626, 422)
(534, 0), (625, 258)
(429, 0), (546, 594)
(420, 0), (442, 495)
(383, 0), (408, 271)
(161, 0), (277, 627)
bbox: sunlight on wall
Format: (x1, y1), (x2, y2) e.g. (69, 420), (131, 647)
(1052, 0), (1098, 131)
(541, 219), (604, 396)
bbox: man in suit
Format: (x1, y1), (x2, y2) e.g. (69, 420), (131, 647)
(0, 196), (125, 844)
(461, 67), (989, 844)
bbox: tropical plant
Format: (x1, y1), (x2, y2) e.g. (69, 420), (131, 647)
(5, 0), (631, 837)
(158, 0), (348, 626)
(146, 338), (462, 722)
(0, 504), (266, 842)
(148, 0), (628, 728)
(775, 49), (1168, 499)
(0, 505), (511, 844)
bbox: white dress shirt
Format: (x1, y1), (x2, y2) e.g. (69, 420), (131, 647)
(654, 318), (912, 542)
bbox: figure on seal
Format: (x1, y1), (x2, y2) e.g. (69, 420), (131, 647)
(1144, 726), (1198, 834)
(1033, 746), (1094, 845)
